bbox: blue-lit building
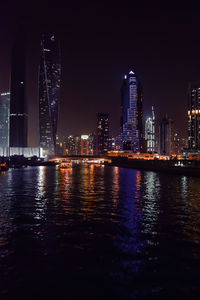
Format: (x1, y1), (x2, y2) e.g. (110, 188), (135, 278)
(0, 92), (10, 147)
(39, 34), (61, 156)
(120, 71), (143, 152)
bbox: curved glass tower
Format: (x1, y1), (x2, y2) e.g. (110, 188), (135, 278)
(39, 34), (61, 156)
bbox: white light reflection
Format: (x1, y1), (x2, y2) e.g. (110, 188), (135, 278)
(142, 172), (160, 235)
(60, 167), (73, 199)
(34, 166), (47, 220)
(112, 166), (120, 207)
(181, 176), (188, 202)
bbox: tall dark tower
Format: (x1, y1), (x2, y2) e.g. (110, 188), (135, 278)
(188, 82), (200, 151)
(159, 116), (174, 155)
(120, 71), (143, 152)
(9, 31), (27, 147)
(96, 113), (109, 155)
(39, 34), (61, 156)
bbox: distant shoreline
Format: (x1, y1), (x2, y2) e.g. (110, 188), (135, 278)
(109, 157), (200, 178)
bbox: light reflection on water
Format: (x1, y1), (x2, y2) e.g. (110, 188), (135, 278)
(0, 165), (200, 299)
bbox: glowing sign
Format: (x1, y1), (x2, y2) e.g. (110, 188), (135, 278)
(81, 135), (89, 139)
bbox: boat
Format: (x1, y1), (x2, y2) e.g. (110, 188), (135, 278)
(0, 162), (9, 171)
(59, 160), (73, 169)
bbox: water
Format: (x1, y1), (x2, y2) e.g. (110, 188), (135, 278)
(0, 165), (200, 299)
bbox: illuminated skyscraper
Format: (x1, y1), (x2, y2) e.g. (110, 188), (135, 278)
(81, 135), (90, 155)
(0, 92), (10, 147)
(188, 83), (200, 151)
(39, 34), (61, 155)
(10, 32), (27, 147)
(66, 135), (80, 155)
(120, 71), (143, 152)
(96, 113), (109, 155)
(145, 106), (155, 153)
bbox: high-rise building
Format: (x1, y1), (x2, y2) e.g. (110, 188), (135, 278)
(88, 134), (95, 155)
(10, 32), (27, 147)
(39, 34), (61, 156)
(109, 136), (116, 151)
(66, 135), (81, 155)
(188, 82), (200, 151)
(65, 135), (94, 156)
(172, 132), (186, 155)
(159, 116), (174, 155)
(120, 71), (143, 152)
(145, 106), (155, 153)
(96, 113), (109, 155)
(0, 92), (10, 147)
(81, 135), (90, 155)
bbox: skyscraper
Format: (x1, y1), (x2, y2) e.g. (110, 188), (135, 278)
(120, 71), (143, 152)
(9, 32), (27, 147)
(145, 106), (155, 153)
(81, 135), (90, 155)
(96, 113), (109, 155)
(159, 116), (174, 155)
(0, 92), (10, 147)
(188, 82), (200, 151)
(39, 34), (61, 156)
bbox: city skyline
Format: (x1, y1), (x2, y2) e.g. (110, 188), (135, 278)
(0, 32), (196, 154)
(1, 2), (200, 146)
(1, 3), (200, 300)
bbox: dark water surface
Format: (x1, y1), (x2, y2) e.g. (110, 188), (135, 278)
(0, 165), (200, 299)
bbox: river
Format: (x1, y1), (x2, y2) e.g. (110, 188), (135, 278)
(0, 165), (200, 299)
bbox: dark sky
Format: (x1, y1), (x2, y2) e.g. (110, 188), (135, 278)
(0, 1), (200, 146)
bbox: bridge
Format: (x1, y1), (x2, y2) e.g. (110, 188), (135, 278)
(49, 155), (111, 164)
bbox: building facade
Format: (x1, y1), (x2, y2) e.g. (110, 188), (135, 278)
(173, 132), (187, 155)
(39, 34), (61, 156)
(10, 32), (27, 147)
(120, 71), (143, 152)
(159, 116), (174, 155)
(96, 113), (109, 155)
(188, 83), (200, 151)
(0, 147), (43, 158)
(81, 135), (90, 155)
(65, 135), (95, 156)
(145, 106), (155, 153)
(0, 92), (10, 147)
(66, 135), (81, 155)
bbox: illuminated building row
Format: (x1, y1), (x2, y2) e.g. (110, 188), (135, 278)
(188, 110), (200, 115)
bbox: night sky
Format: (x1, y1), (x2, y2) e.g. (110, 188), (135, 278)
(0, 1), (200, 146)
